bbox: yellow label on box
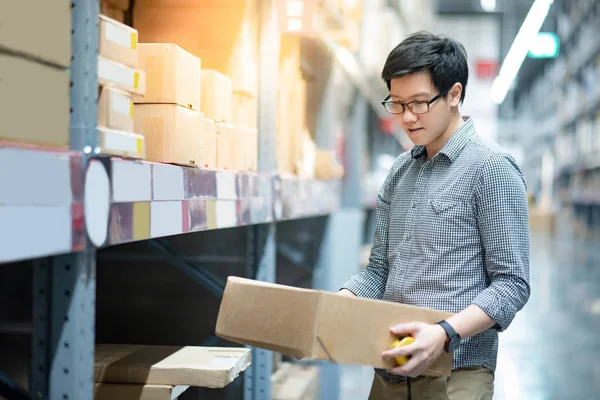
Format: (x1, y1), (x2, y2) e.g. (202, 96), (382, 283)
(133, 72), (140, 89)
(131, 32), (138, 49)
(129, 101), (134, 117)
(136, 137), (143, 155)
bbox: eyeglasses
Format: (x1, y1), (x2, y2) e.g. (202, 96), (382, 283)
(381, 92), (446, 115)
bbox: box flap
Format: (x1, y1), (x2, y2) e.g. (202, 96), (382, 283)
(94, 345), (250, 388)
(314, 292), (454, 376)
(215, 277), (320, 358)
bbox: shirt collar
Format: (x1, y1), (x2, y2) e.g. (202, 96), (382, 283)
(411, 117), (476, 162)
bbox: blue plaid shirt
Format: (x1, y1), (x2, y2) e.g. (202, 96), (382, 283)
(343, 117), (531, 382)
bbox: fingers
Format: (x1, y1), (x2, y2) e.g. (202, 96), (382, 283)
(382, 343), (415, 359)
(388, 356), (424, 378)
(390, 322), (422, 336)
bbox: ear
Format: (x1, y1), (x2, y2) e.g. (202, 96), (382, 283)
(449, 83), (462, 107)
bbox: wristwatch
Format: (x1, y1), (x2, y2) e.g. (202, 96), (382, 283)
(436, 320), (461, 353)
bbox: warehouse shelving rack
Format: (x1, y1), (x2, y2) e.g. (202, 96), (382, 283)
(0, 1), (401, 400)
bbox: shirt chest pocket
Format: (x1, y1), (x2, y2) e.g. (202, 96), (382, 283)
(416, 197), (476, 242)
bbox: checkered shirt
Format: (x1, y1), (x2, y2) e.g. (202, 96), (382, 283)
(342, 117), (531, 382)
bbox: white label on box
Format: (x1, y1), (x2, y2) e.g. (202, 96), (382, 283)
(105, 22), (133, 49)
(98, 58), (134, 88)
(209, 357), (237, 367)
(103, 129), (138, 154)
(111, 92), (132, 116)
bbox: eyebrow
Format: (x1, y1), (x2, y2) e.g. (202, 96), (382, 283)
(390, 92), (431, 101)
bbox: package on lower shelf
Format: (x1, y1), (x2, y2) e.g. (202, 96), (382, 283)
(134, 103), (202, 167)
(271, 363), (319, 400)
(216, 277), (454, 377)
(98, 126), (146, 160)
(202, 118), (217, 169)
(0, 53), (69, 148)
(232, 126), (257, 172)
(98, 86), (134, 132)
(94, 345), (251, 388)
(216, 122), (234, 170)
(99, 56), (146, 96)
(94, 383), (188, 400)
(0, 0), (71, 68)
(135, 43), (201, 111)
(201, 70), (233, 123)
(99, 14), (138, 69)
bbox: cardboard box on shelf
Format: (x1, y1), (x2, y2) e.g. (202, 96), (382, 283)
(202, 118), (217, 169)
(134, 104), (202, 167)
(100, 3), (125, 23)
(233, 126), (257, 172)
(94, 344), (251, 388)
(95, 383), (188, 400)
(0, 54), (69, 148)
(271, 363), (319, 400)
(135, 43), (201, 111)
(216, 122), (234, 170)
(99, 15), (138, 69)
(101, 0), (130, 11)
(216, 277), (454, 377)
(201, 70), (233, 123)
(232, 92), (257, 130)
(133, 1), (258, 95)
(98, 56), (146, 96)
(98, 86), (134, 132)
(0, 0), (71, 68)
(98, 126), (146, 160)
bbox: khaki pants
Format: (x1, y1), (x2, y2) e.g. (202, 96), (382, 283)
(368, 367), (494, 400)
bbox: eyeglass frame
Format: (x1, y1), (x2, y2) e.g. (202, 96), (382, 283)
(381, 91), (448, 115)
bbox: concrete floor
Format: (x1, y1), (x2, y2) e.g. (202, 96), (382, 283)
(340, 229), (600, 399)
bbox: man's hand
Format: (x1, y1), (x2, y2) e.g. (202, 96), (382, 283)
(381, 322), (447, 378)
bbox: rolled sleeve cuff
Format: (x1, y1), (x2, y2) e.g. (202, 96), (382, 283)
(341, 276), (383, 300)
(471, 290), (511, 332)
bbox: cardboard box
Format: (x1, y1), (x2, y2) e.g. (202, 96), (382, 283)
(202, 118), (217, 169)
(0, 54), (69, 148)
(98, 126), (146, 160)
(135, 43), (201, 111)
(134, 104), (202, 167)
(232, 92), (257, 130)
(102, 0), (130, 11)
(216, 277), (454, 376)
(94, 345), (251, 388)
(99, 56), (146, 95)
(234, 126), (257, 172)
(133, 2), (258, 95)
(201, 70), (233, 123)
(99, 15), (138, 69)
(98, 86), (134, 132)
(216, 123), (234, 170)
(0, 0), (71, 68)
(101, 3), (125, 23)
(95, 383), (189, 400)
(272, 363), (319, 400)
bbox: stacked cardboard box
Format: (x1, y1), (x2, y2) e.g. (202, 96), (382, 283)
(93, 345), (251, 400)
(101, 0), (130, 24)
(0, 1), (70, 148)
(134, 43), (203, 167)
(98, 15), (147, 159)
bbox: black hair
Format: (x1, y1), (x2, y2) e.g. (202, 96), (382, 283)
(381, 31), (469, 103)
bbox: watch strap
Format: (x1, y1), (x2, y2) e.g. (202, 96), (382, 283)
(437, 320), (460, 352)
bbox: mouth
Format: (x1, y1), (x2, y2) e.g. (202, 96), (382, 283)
(407, 128), (423, 136)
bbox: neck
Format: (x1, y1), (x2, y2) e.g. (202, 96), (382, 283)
(425, 113), (464, 160)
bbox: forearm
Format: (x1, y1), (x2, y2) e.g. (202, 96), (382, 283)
(445, 304), (496, 339)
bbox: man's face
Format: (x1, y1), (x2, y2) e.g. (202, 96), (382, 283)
(388, 72), (457, 147)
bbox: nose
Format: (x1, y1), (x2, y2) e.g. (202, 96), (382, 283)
(401, 108), (418, 124)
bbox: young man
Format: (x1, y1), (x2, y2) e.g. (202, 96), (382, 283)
(339, 32), (531, 399)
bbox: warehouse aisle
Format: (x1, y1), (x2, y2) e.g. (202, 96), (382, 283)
(340, 224), (600, 399)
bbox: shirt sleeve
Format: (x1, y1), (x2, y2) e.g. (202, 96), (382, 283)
(470, 152), (531, 331)
(340, 156), (403, 299)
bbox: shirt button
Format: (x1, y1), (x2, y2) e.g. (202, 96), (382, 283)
(412, 201), (417, 208)
(405, 233), (411, 241)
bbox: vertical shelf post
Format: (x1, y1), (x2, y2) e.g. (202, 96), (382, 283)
(31, 0), (99, 399)
(244, 0), (280, 399)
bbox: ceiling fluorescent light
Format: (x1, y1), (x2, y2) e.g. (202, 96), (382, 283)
(481, 0), (496, 12)
(490, 0), (554, 104)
